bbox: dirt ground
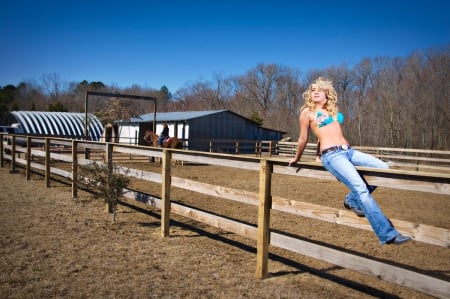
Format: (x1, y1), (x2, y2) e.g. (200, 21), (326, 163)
(0, 160), (449, 299)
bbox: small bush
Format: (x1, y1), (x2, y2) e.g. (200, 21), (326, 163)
(77, 161), (130, 219)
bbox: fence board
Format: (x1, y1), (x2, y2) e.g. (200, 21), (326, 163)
(273, 164), (450, 195)
(270, 233), (450, 299)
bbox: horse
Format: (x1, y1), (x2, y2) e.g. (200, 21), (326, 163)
(143, 129), (158, 147)
(143, 130), (182, 149)
(143, 129), (183, 165)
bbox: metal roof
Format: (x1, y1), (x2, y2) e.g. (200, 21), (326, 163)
(9, 111), (103, 140)
(130, 110), (228, 122)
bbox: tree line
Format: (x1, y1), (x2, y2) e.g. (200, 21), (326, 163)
(0, 45), (449, 150)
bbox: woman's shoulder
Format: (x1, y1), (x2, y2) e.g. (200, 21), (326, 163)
(301, 106), (314, 113)
(301, 107), (315, 118)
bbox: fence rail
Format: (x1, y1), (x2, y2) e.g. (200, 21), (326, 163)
(1, 133), (450, 298)
(278, 141), (450, 172)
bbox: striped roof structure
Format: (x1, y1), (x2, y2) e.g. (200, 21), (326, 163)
(9, 111), (103, 140)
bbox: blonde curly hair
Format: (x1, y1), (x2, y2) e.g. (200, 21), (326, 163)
(301, 77), (339, 116)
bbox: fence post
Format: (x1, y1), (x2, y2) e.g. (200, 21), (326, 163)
(9, 135), (17, 173)
(256, 159), (273, 278)
(0, 133), (3, 168)
(45, 138), (50, 187)
(26, 136), (31, 180)
(255, 141), (261, 157)
(415, 151), (420, 171)
(72, 140), (78, 199)
(105, 142), (113, 213)
(161, 149), (172, 237)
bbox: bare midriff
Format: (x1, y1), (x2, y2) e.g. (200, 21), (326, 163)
(311, 119), (349, 151)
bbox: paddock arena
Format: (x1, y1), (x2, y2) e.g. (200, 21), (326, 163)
(0, 160), (448, 298)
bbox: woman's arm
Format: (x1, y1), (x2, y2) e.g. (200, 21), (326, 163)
(289, 109), (310, 166)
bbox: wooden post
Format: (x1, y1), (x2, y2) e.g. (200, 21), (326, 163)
(105, 142), (113, 212)
(26, 137), (31, 180)
(9, 135), (17, 173)
(105, 142), (112, 164)
(72, 140), (78, 199)
(161, 149), (172, 237)
(44, 138), (50, 187)
(0, 133), (3, 168)
(268, 141), (273, 158)
(255, 159), (273, 278)
(415, 151), (420, 171)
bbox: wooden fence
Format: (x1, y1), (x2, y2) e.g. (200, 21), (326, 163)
(1, 133), (450, 298)
(184, 138), (275, 156)
(278, 141), (450, 172)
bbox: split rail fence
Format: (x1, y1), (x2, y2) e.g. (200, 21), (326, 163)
(1, 133), (450, 298)
(278, 141), (450, 172)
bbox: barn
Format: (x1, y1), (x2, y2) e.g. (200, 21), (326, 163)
(2, 111), (104, 141)
(116, 110), (285, 151)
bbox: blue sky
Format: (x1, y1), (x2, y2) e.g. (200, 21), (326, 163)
(1, 0), (449, 93)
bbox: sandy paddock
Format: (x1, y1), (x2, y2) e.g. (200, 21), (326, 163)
(0, 161), (449, 298)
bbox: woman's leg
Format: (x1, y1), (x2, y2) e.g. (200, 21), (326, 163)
(345, 150), (389, 213)
(321, 150), (399, 244)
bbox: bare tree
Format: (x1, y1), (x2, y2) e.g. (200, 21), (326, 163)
(238, 64), (283, 123)
(228, 77), (254, 118)
(350, 58), (375, 145)
(170, 74), (233, 111)
(423, 47), (450, 149)
(171, 86), (207, 111)
(268, 68), (302, 134)
(41, 73), (67, 105)
(14, 81), (46, 111)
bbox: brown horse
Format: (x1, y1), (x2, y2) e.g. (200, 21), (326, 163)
(143, 129), (182, 149)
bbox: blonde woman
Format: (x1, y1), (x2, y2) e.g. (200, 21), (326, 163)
(289, 77), (410, 245)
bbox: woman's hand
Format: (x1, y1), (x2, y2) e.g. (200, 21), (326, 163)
(288, 158), (298, 167)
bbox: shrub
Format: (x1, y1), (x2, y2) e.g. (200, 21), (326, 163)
(77, 161), (130, 220)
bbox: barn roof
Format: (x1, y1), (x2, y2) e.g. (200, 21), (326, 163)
(130, 110), (228, 122)
(127, 109), (285, 134)
(7, 111), (103, 141)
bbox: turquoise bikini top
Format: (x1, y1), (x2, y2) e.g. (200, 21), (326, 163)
(316, 111), (344, 128)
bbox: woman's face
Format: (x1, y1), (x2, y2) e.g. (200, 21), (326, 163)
(310, 84), (327, 103)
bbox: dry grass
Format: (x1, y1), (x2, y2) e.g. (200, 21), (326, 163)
(0, 162), (448, 299)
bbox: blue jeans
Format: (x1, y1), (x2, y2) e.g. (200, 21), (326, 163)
(321, 147), (398, 245)
(158, 135), (167, 146)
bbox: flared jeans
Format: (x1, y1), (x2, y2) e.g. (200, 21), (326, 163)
(321, 147), (399, 244)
